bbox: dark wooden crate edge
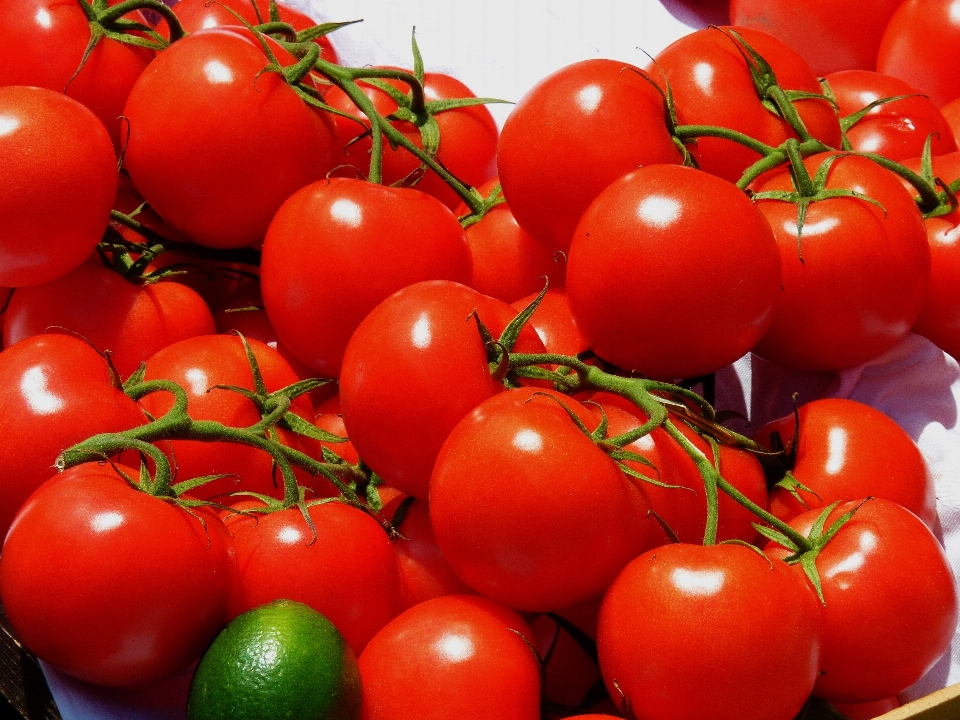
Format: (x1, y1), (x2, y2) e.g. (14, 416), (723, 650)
(0, 605), (61, 720)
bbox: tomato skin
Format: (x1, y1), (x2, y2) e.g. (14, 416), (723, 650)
(754, 398), (937, 529)
(566, 164), (781, 379)
(261, 178), (472, 378)
(512, 288), (588, 358)
(767, 499), (958, 702)
(0, 463), (236, 687)
(650, 26), (841, 182)
(122, 27), (339, 249)
(358, 595), (541, 720)
(430, 388), (650, 612)
(0, 86), (117, 288)
(597, 543), (821, 720)
(497, 58), (683, 252)
(0, 334), (146, 539)
(3, 258), (216, 379)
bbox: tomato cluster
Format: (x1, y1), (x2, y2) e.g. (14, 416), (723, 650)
(0, 1), (959, 719)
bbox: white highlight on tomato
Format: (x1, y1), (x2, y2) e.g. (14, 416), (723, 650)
(184, 367), (210, 396)
(203, 59), (234, 85)
(34, 8), (52, 29)
(671, 567), (725, 596)
(0, 115), (20, 137)
(329, 198), (363, 228)
(825, 529), (877, 583)
(576, 85), (602, 113)
(825, 426), (848, 475)
(411, 313), (432, 349)
(636, 195), (682, 229)
(91, 511), (124, 533)
(951, 0), (960, 25)
(278, 526), (303, 545)
(693, 61), (714, 93)
(436, 633), (475, 663)
(21, 367), (64, 415)
(782, 215), (840, 237)
(513, 429), (543, 453)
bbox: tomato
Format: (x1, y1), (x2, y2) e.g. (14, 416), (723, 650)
(0, 0), (155, 151)
(339, 280), (544, 499)
(0, 334), (146, 539)
(767, 499), (958, 702)
(878, 0), (960, 108)
(730, 0), (904, 75)
(660, 0), (731, 27)
(751, 152), (931, 371)
(0, 86), (116, 288)
(122, 26), (339, 249)
(3, 257), (216, 379)
(358, 595), (541, 720)
(942, 96), (960, 145)
(754, 397), (937, 528)
(430, 387), (650, 612)
(138, 334), (324, 501)
(226, 500), (403, 655)
(0, 462), (235, 687)
(649, 26), (841, 183)
(313, 393), (359, 466)
(260, 178), (472, 378)
(511, 288), (588, 359)
(824, 70), (957, 161)
(325, 70), (499, 210)
(597, 543), (821, 720)
(497, 58), (683, 252)
(566, 164), (781, 380)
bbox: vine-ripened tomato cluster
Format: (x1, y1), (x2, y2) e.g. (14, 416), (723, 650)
(1, 1), (959, 719)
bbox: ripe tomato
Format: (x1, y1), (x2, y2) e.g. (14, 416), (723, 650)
(358, 595), (541, 720)
(511, 288), (588, 359)
(0, 86), (116, 288)
(0, 462), (235, 687)
(0, 334), (146, 539)
(597, 543), (821, 720)
(122, 26), (339, 249)
(497, 58), (683, 252)
(767, 499), (958, 702)
(566, 164), (781, 379)
(260, 178), (472, 378)
(430, 387), (650, 612)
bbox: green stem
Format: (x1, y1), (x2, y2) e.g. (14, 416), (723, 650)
(859, 152), (942, 213)
(98, 0), (185, 41)
(767, 85), (813, 142)
(784, 138), (817, 197)
(674, 124), (779, 157)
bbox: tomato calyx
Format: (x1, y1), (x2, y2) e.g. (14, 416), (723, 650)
(75, 0), (184, 60)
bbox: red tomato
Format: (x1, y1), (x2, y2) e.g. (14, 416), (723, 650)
(0, 462), (235, 687)
(942, 96), (960, 145)
(753, 398), (937, 528)
(566, 164), (781, 379)
(226, 500), (403, 655)
(339, 280), (545, 499)
(430, 388), (650, 612)
(767, 499), (958, 702)
(313, 393), (359, 466)
(511, 288), (588, 359)
(597, 543), (821, 720)
(825, 70), (957, 161)
(877, 0), (960, 108)
(325, 70), (499, 210)
(260, 178), (472, 378)
(0, 0), (155, 151)
(497, 58), (683, 252)
(358, 595), (541, 720)
(0, 334), (146, 538)
(649, 26), (841, 182)
(751, 152), (930, 371)
(3, 257), (216, 379)
(730, 0), (904, 75)
(0, 86), (116, 288)
(122, 27), (339, 249)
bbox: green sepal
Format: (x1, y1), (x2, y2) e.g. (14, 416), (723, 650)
(753, 523), (799, 553)
(282, 411), (348, 444)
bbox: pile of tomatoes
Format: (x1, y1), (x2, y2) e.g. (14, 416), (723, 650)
(1, 0), (960, 718)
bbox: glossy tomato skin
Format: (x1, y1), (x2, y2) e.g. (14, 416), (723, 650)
(497, 58), (683, 252)
(767, 499), (958, 702)
(754, 398), (937, 528)
(650, 26), (841, 182)
(261, 178), (472, 378)
(597, 543), (821, 720)
(0, 334), (146, 539)
(511, 288), (588, 358)
(430, 388), (650, 612)
(0, 0), (155, 151)
(0, 86), (116, 288)
(122, 27), (339, 249)
(878, 0), (960, 109)
(3, 258), (216, 379)
(227, 500), (402, 655)
(358, 595), (541, 720)
(825, 70), (957, 161)
(730, 0), (904, 75)
(339, 280), (543, 499)
(752, 153), (930, 371)
(0, 463), (236, 687)
(566, 164), (781, 379)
